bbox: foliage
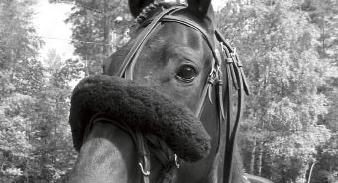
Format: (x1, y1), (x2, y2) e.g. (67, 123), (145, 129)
(310, 133), (338, 183)
(63, 0), (131, 75)
(0, 54), (81, 182)
(301, 0), (338, 59)
(217, 0), (338, 182)
(0, 1), (81, 182)
(0, 0), (43, 100)
(1, 0), (337, 182)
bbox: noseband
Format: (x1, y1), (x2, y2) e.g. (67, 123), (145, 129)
(114, 5), (250, 183)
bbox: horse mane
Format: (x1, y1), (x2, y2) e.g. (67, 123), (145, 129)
(134, 1), (162, 24)
(134, 1), (186, 24)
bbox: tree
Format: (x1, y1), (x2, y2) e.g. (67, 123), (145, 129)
(0, 50), (83, 182)
(54, 0), (132, 75)
(0, 0), (43, 181)
(301, 0), (338, 59)
(301, 1), (338, 182)
(0, 2), (83, 180)
(0, 0), (43, 99)
(217, 1), (334, 182)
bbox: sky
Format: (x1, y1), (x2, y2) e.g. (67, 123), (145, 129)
(33, 0), (74, 60)
(213, 0), (227, 11)
(33, 0), (227, 60)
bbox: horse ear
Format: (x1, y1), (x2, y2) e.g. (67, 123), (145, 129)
(187, 0), (212, 18)
(128, 0), (155, 18)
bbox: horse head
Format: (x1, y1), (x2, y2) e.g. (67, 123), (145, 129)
(103, 0), (215, 116)
(68, 0), (250, 182)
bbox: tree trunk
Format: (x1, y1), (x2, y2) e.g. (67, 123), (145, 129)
(103, 0), (112, 58)
(85, 56), (89, 76)
(322, 14), (325, 54)
(250, 139), (257, 174)
(299, 161), (309, 183)
(257, 142), (263, 176)
(307, 161), (317, 183)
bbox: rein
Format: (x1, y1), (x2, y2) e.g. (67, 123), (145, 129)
(98, 5), (249, 183)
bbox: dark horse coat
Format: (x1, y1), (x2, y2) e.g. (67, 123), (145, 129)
(68, 0), (253, 183)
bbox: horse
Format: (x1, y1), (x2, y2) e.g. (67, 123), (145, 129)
(67, 0), (254, 182)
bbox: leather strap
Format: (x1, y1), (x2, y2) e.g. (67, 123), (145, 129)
(161, 15), (217, 57)
(137, 132), (151, 183)
(82, 113), (138, 146)
(220, 42), (247, 183)
(116, 6), (184, 77)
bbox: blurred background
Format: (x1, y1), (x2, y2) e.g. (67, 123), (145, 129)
(0, 0), (337, 182)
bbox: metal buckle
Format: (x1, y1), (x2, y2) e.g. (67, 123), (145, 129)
(209, 48), (223, 84)
(230, 48), (243, 67)
(230, 47), (237, 58)
(208, 68), (217, 83)
(208, 58), (218, 85)
(220, 43), (233, 65)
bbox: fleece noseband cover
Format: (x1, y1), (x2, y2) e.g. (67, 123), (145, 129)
(69, 75), (211, 162)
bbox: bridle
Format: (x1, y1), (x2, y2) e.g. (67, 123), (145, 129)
(108, 4), (249, 183)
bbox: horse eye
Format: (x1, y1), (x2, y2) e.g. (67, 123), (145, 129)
(175, 65), (198, 83)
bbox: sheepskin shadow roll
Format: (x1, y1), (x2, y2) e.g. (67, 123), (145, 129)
(69, 75), (211, 162)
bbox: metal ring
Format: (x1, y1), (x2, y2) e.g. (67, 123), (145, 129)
(138, 162), (151, 176)
(174, 154), (180, 168)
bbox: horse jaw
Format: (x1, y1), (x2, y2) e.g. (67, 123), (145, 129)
(68, 122), (138, 183)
